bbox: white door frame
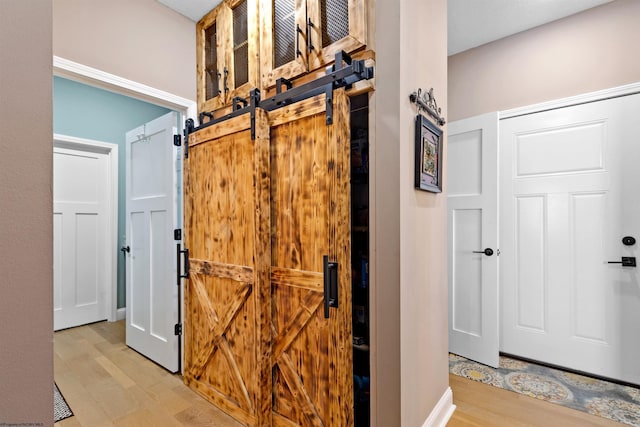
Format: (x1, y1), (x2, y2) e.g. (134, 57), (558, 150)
(53, 134), (119, 322)
(500, 81), (640, 119)
(53, 56), (197, 120)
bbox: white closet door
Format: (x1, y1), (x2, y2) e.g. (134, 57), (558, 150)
(447, 112), (500, 367)
(500, 94), (640, 385)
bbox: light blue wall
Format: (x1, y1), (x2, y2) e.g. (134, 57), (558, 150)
(53, 76), (173, 309)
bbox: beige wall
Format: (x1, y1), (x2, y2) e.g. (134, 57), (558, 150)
(449, 0), (640, 121)
(372, 0), (449, 425)
(370, 0), (401, 422)
(0, 1), (53, 424)
(53, 0), (196, 100)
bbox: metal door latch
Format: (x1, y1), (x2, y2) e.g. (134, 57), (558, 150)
(607, 257), (637, 267)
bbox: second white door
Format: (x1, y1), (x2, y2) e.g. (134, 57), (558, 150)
(125, 112), (180, 373)
(53, 144), (111, 331)
(500, 94), (640, 384)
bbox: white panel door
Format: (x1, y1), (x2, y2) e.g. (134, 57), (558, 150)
(125, 111), (180, 373)
(447, 112), (500, 367)
(500, 94), (640, 384)
(53, 147), (109, 330)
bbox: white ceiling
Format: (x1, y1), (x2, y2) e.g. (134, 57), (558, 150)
(157, 0), (221, 22)
(157, 0), (613, 56)
(447, 0), (613, 55)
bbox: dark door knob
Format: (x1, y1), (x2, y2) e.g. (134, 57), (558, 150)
(121, 245), (130, 253)
(473, 248), (494, 256)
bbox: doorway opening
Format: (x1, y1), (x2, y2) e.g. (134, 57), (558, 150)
(350, 93), (370, 427)
(53, 57), (196, 372)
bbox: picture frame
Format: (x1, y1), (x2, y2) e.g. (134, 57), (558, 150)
(414, 114), (443, 193)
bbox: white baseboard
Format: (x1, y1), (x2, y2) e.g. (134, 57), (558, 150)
(421, 387), (456, 427)
(116, 308), (126, 321)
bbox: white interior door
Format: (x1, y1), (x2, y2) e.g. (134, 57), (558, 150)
(500, 94), (640, 384)
(125, 111), (180, 373)
(447, 112), (500, 367)
(53, 146), (110, 330)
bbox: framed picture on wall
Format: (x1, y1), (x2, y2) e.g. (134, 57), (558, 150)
(414, 114), (443, 193)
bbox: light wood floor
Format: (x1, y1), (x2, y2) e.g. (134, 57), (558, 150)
(56, 321), (626, 426)
(54, 320), (243, 426)
(448, 373), (625, 427)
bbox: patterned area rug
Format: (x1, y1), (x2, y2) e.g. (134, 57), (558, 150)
(450, 354), (640, 427)
(54, 382), (73, 423)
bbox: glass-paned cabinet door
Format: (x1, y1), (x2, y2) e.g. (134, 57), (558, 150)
(197, 5), (227, 112)
(260, 0), (308, 88)
(197, 0), (259, 113)
(227, 0), (260, 102)
(307, 0), (367, 71)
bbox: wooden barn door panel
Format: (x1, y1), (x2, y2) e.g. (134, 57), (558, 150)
(184, 110), (271, 426)
(269, 88), (353, 427)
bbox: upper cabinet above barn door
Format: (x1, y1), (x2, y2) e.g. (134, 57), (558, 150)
(260, 0), (367, 88)
(197, 0), (260, 113)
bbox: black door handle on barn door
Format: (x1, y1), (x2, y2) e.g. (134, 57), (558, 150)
(473, 248), (494, 256)
(323, 255), (338, 318)
(176, 244), (189, 282)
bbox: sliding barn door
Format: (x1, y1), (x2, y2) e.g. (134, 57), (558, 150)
(184, 88), (353, 426)
(269, 89), (353, 427)
(183, 109), (272, 426)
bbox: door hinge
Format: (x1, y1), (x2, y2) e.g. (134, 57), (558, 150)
(173, 134), (181, 146)
(174, 323), (183, 336)
(174, 229), (182, 241)
(182, 119), (194, 159)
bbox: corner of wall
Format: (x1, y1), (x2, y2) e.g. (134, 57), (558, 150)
(0, 0), (54, 423)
